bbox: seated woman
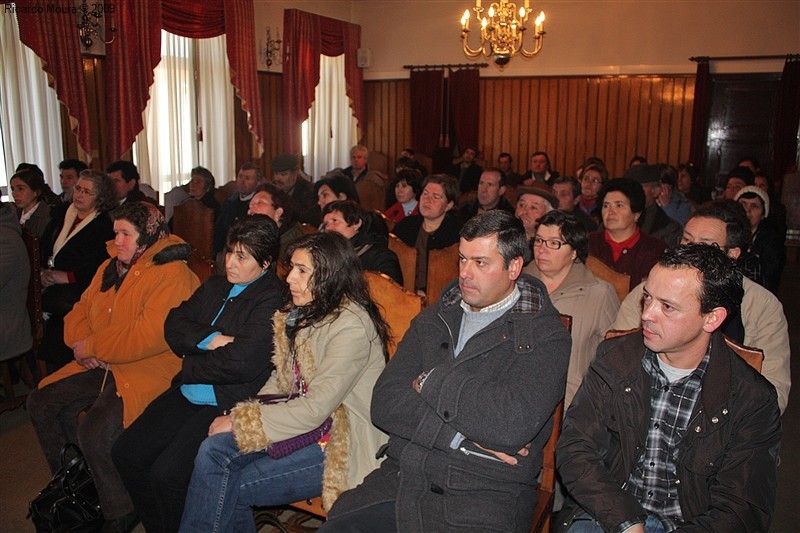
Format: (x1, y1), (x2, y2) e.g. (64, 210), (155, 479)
(112, 215), (284, 532)
(384, 168), (422, 223)
(523, 210), (619, 408)
(588, 178), (667, 291)
(180, 232), (390, 532)
(314, 171), (360, 212)
(38, 170), (117, 372)
(392, 174), (462, 296)
(10, 168), (52, 238)
(26, 202), (199, 532)
(322, 200), (403, 285)
(248, 182), (305, 258)
(735, 186), (786, 294)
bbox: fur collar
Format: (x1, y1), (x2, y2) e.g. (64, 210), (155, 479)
(101, 242), (192, 292)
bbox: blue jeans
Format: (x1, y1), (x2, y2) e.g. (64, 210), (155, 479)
(568, 513), (666, 533)
(179, 432), (324, 533)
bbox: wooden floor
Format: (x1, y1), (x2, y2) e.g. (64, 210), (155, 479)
(2, 262), (798, 532)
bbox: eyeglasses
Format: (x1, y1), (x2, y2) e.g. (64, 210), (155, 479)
(73, 185), (96, 196)
(532, 237), (567, 250)
(582, 177), (602, 185)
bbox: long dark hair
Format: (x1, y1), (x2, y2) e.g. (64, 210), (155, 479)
(283, 232), (391, 358)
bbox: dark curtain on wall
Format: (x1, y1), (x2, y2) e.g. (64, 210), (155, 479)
(449, 68), (480, 154)
(410, 70), (444, 157)
(773, 56), (800, 176)
(282, 9), (363, 155)
(689, 59), (712, 167)
(16, 0), (92, 155)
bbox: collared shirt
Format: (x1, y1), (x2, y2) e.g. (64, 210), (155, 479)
(621, 344), (711, 532)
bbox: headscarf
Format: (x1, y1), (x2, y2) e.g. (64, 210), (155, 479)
(104, 202), (169, 291)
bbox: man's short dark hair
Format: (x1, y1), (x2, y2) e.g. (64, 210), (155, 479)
(552, 175), (581, 199)
(657, 243), (743, 315)
(239, 162), (264, 181)
(726, 166), (755, 186)
(531, 151), (552, 171)
(498, 152), (512, 162)
(658, 165), (678, 188)
(59, 159), (89, 174)
(629, 155), (648, 167)
(460, 210), (527, 268)
(482, 167), (506, 187)
(691, 200), (751, 251)
(598, 177), (646, 214)
(536, 210), (588, 263)
(106, 160), (140, 183)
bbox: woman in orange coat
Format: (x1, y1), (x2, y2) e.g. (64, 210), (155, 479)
(27, 202), (199, 532)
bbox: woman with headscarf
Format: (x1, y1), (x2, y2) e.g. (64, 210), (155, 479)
(27, 202), (200, 533)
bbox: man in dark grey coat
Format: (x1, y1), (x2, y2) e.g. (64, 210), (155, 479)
(321, 210), (571, 532)
(557, 244), (781, 532)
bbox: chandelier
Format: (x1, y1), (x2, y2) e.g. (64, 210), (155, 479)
(460, 0), (545, 66)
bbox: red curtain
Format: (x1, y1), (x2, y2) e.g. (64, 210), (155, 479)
(688, 59), (712, 168)
(282, 9), (363, 155)
(106, 0), (161, 160)
(410, 70), (444, 157)
(162, 0), (224, 38)
(449, 68), (480, 153)
(15, 0), (92, 156)
(772, 56), (800, 177)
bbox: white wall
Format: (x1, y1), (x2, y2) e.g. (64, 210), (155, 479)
(253, 1), (799, 79)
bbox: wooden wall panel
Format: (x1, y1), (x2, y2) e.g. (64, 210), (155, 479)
(234, 71), (283, 177)
(363, 79), (410, 173)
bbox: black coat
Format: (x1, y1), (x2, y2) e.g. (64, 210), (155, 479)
(352, 229), (403, 286)
(213, 193), (251, 254)
(392, 212), (463, 252)
(164, 270), (284, 409)
(557, 331), (781, 532)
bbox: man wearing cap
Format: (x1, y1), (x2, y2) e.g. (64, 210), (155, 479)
(625, 164), (682, 246)
(515, 185), (558, 241)
(734, 185), (786, 294)
(460, 168), (515, 221)
(271, 153), (320, 226)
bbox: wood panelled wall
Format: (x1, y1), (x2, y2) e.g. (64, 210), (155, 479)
(364, 75), (696, 179)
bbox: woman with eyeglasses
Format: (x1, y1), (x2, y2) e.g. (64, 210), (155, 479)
(523, 210), (619, 408)
(38, 170), (117, 372)
(577, 163), (607, 227)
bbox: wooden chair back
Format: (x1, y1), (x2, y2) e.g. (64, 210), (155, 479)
(213, 181), (237, 206)
(186, 250), (216, 284)
(388, 233), (418, 293)
(585, 256), (630, 303)
(374, 209), (394, 233)
(173, 199), (214, 260)
(425, 242), (460, 305)
(530, 314), (572, 533)
(365, 271), (423, 359)
(300, 223), (317, 235)
(605, 328), (764, 374)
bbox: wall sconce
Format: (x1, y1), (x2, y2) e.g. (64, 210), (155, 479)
(262, 27), (282, 69)
(78, 6), (116, 50)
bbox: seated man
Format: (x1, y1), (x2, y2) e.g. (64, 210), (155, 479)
(451, 146), (484, 193)
(343, 144), (388, 212)
(515, 185), (558, 241)
(459, 168), (515, 221)
(213, 162), (262, 256)
(270, 153), (320, 226)
(551, 175), (597, 233)
(498, 151), (524, 186)
(625, 164), (682, 246)
(558, 243), (782, 532)
(611, 207), (791, 413)
(106, 160), (159, 207)
(320, 210), (571, 532)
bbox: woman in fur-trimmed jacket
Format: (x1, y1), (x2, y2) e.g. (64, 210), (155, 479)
(180, 232), (390, 533)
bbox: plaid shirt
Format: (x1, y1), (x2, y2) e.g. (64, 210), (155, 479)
(621, 344), (711, 532)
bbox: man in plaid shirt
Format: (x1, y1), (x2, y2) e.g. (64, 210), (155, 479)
(557, 243), (782, 533)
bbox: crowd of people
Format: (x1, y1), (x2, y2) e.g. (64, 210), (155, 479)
(1, 144), (791, 533)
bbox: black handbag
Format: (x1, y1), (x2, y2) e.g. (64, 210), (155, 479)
(28, 443), (103, 533)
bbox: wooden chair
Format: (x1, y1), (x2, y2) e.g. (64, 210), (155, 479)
(605, 328), (764, 373)
(425, 242), (460, 305)
(300, 223), (317, 235)
(173, 199), (215, 260)
(213, 181), (237, 206)
(282, 273), (424, 530)
(388, 233), (418, 293)
(374, 209), (394, 233)
(186, 250), (216, 284)
(530, 313), (572, 533)
(585, 256), (630, 303)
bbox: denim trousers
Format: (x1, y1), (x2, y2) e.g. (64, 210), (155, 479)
(179, 431), (325, 533)
(26, 369), (135, 520)
(568, 513), (667, 533)
(112, 386), (222, 533)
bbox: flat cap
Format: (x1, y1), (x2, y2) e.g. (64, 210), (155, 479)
(271, 153), (298, 172)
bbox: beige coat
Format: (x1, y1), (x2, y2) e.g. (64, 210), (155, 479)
(611, 276), (791, 413)
(525, 261), (619, 407)
(231, 301), (388, 510)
